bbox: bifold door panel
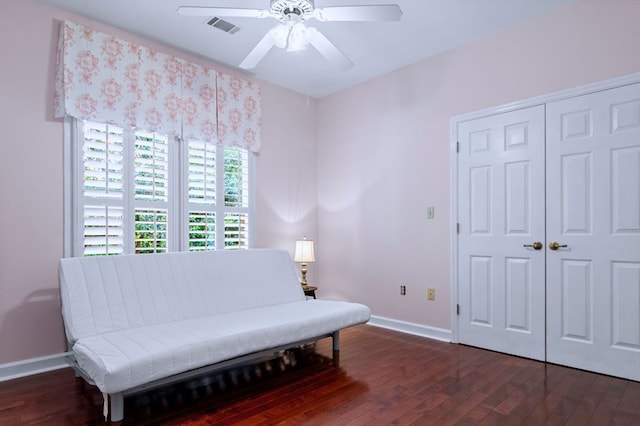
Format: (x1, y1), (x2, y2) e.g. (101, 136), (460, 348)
(457, 105), (546, 361)
(545, 83), (640, 381)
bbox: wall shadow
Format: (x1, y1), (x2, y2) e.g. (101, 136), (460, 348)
(0, 288), (66, 362)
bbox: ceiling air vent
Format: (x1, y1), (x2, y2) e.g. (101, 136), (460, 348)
(206, 17), (241, 34)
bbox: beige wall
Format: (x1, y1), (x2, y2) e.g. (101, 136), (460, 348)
(0, 0), (317, 364)
(316, 0), (640, 329)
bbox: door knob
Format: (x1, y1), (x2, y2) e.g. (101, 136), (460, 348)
(523, 242), (543, 250)
(549, 241), (568, 250)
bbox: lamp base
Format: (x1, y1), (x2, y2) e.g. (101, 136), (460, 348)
(300, 262), (308, 286)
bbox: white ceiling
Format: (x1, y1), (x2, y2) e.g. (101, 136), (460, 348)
(37, 0), (577, 98)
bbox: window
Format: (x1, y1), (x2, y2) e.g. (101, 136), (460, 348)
(66, 119), (253, 257)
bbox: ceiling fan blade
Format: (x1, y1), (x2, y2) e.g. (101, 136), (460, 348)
(309, 30), (353, 70)
(239, 30), (277, 69)
(177, 6), (270, 18)
(314, 4), (402, 22)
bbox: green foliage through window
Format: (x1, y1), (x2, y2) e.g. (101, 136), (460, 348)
(135, 209), (168, 254)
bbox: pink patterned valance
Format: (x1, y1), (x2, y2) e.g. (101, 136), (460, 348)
(217, 73), (262, 152)
(55, 20), (260, 151)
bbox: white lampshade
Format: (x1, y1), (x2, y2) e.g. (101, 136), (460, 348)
(294, 239), (315, 263)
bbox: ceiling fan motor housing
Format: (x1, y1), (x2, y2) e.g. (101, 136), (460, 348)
(271, 0), (315, 20)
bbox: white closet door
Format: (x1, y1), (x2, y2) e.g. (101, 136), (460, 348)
(545, 83), (640, 381)
(457, 105), (546, 360)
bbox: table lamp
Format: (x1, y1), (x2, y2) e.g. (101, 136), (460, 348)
(294, 237), (315, 286)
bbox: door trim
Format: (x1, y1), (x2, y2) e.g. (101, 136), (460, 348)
(450, 71), (640, 343)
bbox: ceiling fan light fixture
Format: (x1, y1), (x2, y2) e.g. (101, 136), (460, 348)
(269, 24), (289, 48)
(267, 21), (316, 52)
(287, 23), (315, 51)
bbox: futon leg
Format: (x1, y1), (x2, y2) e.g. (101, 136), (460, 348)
(110, 392), (124, 422)
(332, 331), (340, 366)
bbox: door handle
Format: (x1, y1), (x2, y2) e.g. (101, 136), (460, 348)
(549, 241), (568, 250)
(523, 242), (543, 250)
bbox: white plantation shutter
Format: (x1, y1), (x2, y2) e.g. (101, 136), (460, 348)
(68, 118), (252, 256)
(132, 131), (172, 253)
(183, 144), (251, 251)
(224, 212), (249, 250)
(222, 147), (250, 249)
(83, 205), (124, 255)
(134, 132), (169, 202)
(188, 140), (216, 205)
(83, 122), (124, 198)
(81, 122), (125, 256)
(186, 140), (217, 251)
(224, 147), (249, 208)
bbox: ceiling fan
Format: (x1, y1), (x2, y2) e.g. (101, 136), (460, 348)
(177, 0), (402, 70)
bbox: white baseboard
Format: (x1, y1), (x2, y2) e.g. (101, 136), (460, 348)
(0, 352), (72, 383)
(368, 315), (452, 343)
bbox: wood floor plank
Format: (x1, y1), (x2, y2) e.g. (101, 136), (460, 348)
(0, 325), (639, 425)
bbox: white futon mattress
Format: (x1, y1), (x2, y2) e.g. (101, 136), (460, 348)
(74, 299), (370, 394)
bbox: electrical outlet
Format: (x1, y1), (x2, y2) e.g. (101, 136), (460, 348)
(427, 288), (435, 301)
(400, 285), (406, 295)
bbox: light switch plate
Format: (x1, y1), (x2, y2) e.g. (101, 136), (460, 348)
(427, 206), (435, 219)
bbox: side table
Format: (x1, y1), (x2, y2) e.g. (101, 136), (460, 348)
(302, 285), (317, 299)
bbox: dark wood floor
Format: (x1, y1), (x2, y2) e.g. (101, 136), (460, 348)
(1, 325), (639, 425)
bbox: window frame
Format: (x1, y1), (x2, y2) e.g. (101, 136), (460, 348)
(63, 117), (255, 257)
